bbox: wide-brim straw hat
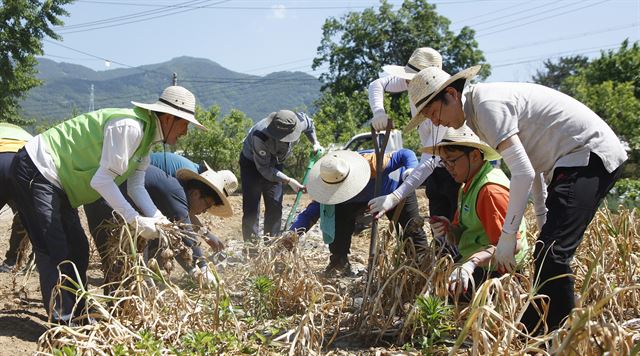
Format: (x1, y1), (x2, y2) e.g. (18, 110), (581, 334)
(132, 85), (205, 130)
(176, 162), (238, 217)
(405, 65), (482, 132)
(307, 150), (371, 205)
(382, 47), (443, 80)
(421, 125), (500, 161)
(264, 110), (303, 143)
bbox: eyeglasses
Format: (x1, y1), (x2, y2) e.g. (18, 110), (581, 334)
(439, 153), (467, 168)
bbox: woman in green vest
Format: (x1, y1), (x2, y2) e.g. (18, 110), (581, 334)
(426, 126), (528, 299)
(10, 86), (204, 325)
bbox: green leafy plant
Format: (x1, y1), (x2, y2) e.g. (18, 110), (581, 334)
(413, 295), (456, 353)
(251, 275), (275, 320)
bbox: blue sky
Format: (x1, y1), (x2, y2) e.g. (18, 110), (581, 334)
(42, 0), (639, 83)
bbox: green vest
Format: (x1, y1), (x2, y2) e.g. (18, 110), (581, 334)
(457, 161), (528, 266)
(41, 107), (157, 207)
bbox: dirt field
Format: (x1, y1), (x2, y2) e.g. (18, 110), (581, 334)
(0, 192), (424, 354)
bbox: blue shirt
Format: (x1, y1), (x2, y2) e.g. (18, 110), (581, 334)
(150, 152), (202, 177)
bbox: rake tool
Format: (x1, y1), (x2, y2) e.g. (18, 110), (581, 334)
(283, 149), (324, 231)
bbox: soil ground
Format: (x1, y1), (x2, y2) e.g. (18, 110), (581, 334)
(0, 193), (430, 354)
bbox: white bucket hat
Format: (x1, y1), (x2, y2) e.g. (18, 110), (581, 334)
(306, 150), (371, 205)
(382, 47), (443, 80)
(405, 65), (482, 132)
(131, 86), (205, 130)
(421, 125), (500, 161)
(176, 162), (238, 217)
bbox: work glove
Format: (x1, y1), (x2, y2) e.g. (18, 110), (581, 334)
(429, 216), (450, 238)
(535, 213), (547, 231)
(205, 231), (225, 253)
(368, 192), (400, 219)
(371, 111), (389, 132)
(190, 265), (218, 286)
(132, 215), (161, 240)
(449, 260), (476, 295)
(280, 230), (299, 251)
(154, 213), (171, 226)
(287, 178), (305, 193)
(312, 142), (325, 155)
(401, 168), (414, 182)
(494, 230), (517, 274)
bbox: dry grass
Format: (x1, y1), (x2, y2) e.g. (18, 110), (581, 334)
(27, 206), (640, 355)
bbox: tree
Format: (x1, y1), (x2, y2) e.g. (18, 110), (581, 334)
(532, 55), (589, 92)
(0, 0), (73, 124)
(309, 0), (489, 151)
(312, 0), (490, 95)
(177, 106), (253, 180)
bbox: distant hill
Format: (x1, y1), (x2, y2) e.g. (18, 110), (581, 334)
(20, 56), (322, 123)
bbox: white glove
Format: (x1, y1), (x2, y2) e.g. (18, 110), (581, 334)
(535, 213), (547, 231)
(371, 111), (389, 131)
(401, 168), (414, 182)
(312, 142), (324, 155)
(368, 192), (400, 219)
(287, 178), (305, 193)
(449, 260), (476, 295)
(132, 216), (160, 240)
(429, 216), (450, 238)
(494, 230), (517, 274)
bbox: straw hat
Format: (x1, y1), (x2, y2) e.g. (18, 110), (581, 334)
(382, 47), (443, 80)
(421, 125), (500, 161)
(176, 162), (238, 217)
(405, 65), (482, 132)
(131, 86), (205, 130)
(263, 110), (304, 143)
(306, 150), (371, 205)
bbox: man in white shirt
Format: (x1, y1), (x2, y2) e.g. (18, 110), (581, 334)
(10, 85), (204, 324)
(368, 47), (460, 223)
(401, 65), (626, 332)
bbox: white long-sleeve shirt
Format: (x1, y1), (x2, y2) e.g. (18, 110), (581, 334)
(25, 116), (164, 223)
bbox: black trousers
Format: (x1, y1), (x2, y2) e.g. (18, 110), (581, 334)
(424, 166), (460, 220)
(523, 153), (623, 331)
(11, 149), (89, 320)
(240, 154), (284, 241)
(329, 192), (427, 258)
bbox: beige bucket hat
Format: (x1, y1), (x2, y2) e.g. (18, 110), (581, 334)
(306, 150), (371, 205)
(382, 47), (443, 80)
(421, 125), (500, 161)
(405, 65), (482, 132)
(132, 85), (205, 130)
(176, 162), (238, 217)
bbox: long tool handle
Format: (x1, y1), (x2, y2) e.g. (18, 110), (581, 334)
(283, 149), (323, 231)
(361, 120), (393, 324)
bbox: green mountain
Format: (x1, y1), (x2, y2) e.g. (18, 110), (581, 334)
(20, 56), (322, 123)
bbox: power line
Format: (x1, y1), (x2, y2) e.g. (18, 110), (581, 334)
(478, 0), (610, 38)
(491, 43), (621, 68)
(485, 23), (639, 54)
(57, 0), (232, 34)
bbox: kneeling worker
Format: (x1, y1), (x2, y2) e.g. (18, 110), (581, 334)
(289, 149), (427, 276)
(426, 126), (528, 298)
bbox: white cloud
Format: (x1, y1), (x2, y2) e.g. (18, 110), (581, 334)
(270, 4), (287, 19)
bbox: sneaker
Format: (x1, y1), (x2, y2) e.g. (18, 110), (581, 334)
(0, 262), (15, 273)
(323, 255), (351, 277)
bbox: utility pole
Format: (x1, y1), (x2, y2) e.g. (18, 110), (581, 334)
(172, 73), (177, 86)
(89, 84), (95, 112)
